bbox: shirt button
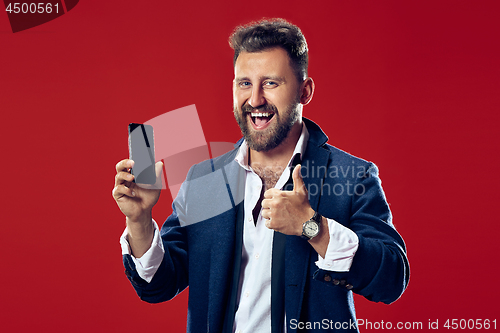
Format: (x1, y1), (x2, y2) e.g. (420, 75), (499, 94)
(248, 217), (252, 222)
(255, 253), (260, 259)
(245, 291), (250, 297)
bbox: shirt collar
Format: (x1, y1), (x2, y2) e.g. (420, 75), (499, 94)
(235, 122), (310, 170)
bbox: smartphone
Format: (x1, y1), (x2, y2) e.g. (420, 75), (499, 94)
(128, 123), (156, 185)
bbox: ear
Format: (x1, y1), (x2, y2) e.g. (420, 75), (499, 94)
(299, 77), (315, 105)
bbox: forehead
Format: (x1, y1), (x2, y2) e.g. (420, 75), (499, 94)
(234, 47), (294, 79)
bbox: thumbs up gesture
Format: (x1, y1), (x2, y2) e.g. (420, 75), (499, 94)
(261, 164), (316, 236)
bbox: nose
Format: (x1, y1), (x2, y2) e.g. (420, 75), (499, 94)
(248, 85), (265, 108)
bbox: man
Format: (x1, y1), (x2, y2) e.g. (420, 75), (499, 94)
(113, 19), (409, 332)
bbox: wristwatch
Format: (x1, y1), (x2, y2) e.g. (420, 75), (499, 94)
(301, 211), (322, 240)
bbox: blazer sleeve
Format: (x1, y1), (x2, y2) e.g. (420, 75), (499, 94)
(313, 163), (410, 304)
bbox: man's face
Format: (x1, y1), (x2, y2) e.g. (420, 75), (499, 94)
(233, 47), (302, 152)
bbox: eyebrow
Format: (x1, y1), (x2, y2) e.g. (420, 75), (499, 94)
(234, 75), (286, 83)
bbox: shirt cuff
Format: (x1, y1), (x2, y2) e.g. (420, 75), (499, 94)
(315, 218), (359, 272)
(119, 219), (165, 283)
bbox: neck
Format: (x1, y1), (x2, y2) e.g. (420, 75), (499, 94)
(249, 120), (302, 169)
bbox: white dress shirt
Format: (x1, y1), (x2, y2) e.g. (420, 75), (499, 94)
(120, 123), (359, 331)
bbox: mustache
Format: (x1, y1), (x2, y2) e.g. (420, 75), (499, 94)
(241, 103), (278, 114)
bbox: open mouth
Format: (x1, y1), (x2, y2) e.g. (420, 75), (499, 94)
(249, 111), (275, 129)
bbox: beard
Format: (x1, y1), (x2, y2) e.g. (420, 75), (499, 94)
(233, 98), (301, 152)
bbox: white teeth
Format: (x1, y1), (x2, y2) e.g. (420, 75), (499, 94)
(250, 112), (272, 117)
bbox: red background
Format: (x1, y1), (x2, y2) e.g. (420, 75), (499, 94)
(1, 1), (499, 331)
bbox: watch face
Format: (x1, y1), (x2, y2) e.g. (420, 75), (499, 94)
(304, 221), (319, 237)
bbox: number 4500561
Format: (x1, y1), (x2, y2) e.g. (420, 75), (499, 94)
(5, 3), (60, 14)
(444, 319), (496, 330)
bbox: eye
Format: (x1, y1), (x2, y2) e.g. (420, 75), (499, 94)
(263, 81), (278, 88)
(238, 81), (252, 89)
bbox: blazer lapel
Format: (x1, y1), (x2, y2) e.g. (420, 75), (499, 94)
(284, 235), (314, 322)
(301, 119), (331, 213)
(285, 118), (331, 323)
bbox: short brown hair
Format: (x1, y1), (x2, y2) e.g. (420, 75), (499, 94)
(229, 18), (309, 82)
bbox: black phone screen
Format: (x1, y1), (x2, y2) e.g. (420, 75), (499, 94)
(128, 123), (156, 185)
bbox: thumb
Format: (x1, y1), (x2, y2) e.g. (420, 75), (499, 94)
(292, 164), (307, 194)
(155, 161), (164, 177)
(154, 161), (164, 189)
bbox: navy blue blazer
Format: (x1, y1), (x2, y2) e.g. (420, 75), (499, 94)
(124, 118), (409, 332)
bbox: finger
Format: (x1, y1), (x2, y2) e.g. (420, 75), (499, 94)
(292, 164), (307, 194)
(152, 161), (164, 189)
(261, 208), (271, 220)
(261, 198), (272, 209)
(155, 161), (163, 178)
(264, 188), (280, 199)
(112, 184), (136, 200)
(115, 171), (135, 186)
(116, 159), (134, 173)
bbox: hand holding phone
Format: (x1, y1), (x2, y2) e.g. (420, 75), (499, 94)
(112, 157), (163, 257)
